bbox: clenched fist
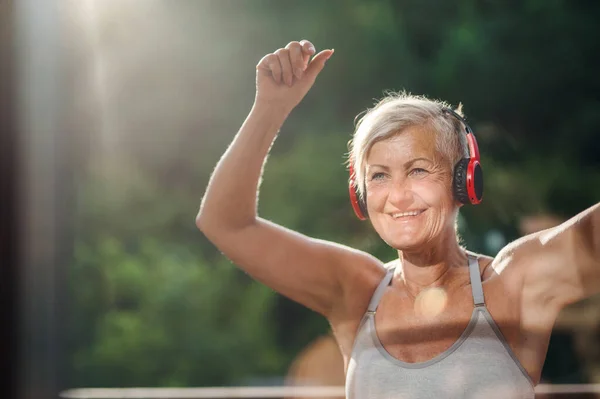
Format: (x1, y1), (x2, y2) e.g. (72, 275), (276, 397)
(255, 40), (334, 112)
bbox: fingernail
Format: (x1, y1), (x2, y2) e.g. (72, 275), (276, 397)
(294, 68), (303, 79)
(308, 45), (315, 53)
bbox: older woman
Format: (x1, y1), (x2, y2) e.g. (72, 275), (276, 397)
(196, 40), (600, 399)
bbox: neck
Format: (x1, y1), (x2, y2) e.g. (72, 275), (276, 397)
(398, 234), (467, 294)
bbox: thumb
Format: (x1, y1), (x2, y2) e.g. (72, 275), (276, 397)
(304, 49), (334, 82)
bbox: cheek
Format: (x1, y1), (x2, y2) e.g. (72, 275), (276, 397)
(366, 184), (386, 208)
(413, 179), (453, 207)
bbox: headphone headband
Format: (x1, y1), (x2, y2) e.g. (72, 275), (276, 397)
(442, 107), (480, 162)
(442, 107), (473, 134)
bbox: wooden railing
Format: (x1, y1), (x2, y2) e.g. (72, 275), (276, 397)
(60, 384), (600, 399)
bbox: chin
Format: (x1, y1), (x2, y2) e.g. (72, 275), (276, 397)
(382, 235), (425, 251)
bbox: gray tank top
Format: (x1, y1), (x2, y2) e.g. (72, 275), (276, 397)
(346, 256), (535, 399)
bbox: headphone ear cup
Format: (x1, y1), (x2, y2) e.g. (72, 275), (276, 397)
(348, 166), (368, 220)
(453, 158), (471, 204)
(349, 183), (368, 220)
(358, 193), (368, 219)
(471, 162), (484, 203)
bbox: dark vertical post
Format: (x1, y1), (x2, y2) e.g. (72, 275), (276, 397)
(0, 1), (18, 398)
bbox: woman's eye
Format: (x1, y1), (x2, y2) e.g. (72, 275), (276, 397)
(410, 168), (428, 175)
(371, 172), (385, 180)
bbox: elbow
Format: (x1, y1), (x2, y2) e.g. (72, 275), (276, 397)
(195, 207), (219, 235)
(196, 211), (223, 244)
(195, 201), (215, 234)
(195, 194), (219, 234)
(195, 208), (256, 237)
(195, 212), (208, 233)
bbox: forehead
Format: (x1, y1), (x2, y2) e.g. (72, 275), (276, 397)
(366, 125), (440, 165)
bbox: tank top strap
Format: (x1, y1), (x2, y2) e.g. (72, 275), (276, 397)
(468, 255), (485, 307)
(367, 267), (395, 312)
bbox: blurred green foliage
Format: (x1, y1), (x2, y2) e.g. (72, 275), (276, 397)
(67, 0), (600, 388)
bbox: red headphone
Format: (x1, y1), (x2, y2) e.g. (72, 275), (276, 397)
(348, 107), (483, 220)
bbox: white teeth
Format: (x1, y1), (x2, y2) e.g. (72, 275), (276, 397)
(392, 210), (422, 218)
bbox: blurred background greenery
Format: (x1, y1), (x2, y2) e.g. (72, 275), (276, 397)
(64, 0), (600, 389)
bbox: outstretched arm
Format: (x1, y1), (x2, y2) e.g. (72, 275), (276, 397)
(538, 202), (600, 305)
(197, 41), (383, 317)
(506, 202), (600, 311)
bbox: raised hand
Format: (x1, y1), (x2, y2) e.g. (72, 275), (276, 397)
(255, 40), (334, 113)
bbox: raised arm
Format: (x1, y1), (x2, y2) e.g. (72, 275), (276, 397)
(196, 40), (383, 317)
(501, 202), (600, 313)
(536, 202), (600, 305)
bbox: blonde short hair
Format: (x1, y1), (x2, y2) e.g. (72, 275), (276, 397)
(348, 92), (469, 200)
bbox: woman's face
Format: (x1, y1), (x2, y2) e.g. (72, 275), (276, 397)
(365, 125), (459, 251)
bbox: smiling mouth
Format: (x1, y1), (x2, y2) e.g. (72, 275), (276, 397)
(390, 209), (426, 220)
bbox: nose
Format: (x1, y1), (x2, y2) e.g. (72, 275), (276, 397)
(387, 177), (413, 208)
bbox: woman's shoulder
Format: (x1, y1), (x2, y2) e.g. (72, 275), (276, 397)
(465, 249), (495, 280)
(384, 258), (400, 271)
(328, 253), (387, 325)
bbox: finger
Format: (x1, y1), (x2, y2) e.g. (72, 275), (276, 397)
(275, 48), (293, 87)
(299, 40), (316, 70)
(285, 41), (305, 80)
(304, 49), (334, 82)
(257, 53), (282, 84)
